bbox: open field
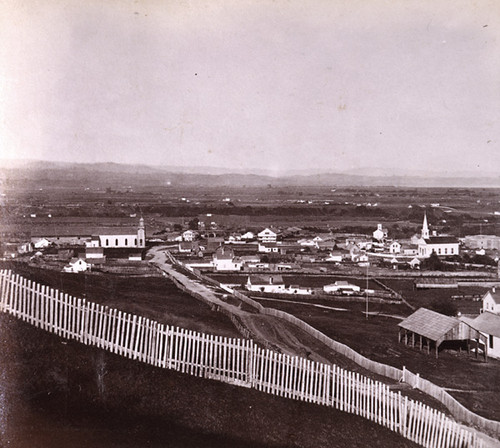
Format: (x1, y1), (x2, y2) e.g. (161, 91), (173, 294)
(2, 181), (500, 240)
(381, 278), (488, 315)
(1, 261), (241, 339)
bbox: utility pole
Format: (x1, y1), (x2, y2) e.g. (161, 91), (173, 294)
(365, 262), (369, 320)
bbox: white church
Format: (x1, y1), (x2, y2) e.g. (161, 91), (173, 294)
(417, 213), (459, 258)
(87, 218), (146, 249)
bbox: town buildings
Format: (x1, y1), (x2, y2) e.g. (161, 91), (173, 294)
(258, 228), (278, 243)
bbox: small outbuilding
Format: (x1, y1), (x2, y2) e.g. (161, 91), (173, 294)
(398, 308), (487, 359)
(63, 257), (90, 273)
(323, 281), (361, 294)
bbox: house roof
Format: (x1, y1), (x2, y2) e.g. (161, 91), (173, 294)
(258, 228), (277, 236)
(398, 308), (459, 342)
(423, 237), (459, 245)
(483, 290), (500, 305)
(214, 246), (235, 260)
(248, 274), (284, 285)
(32, 226), (140, 237)
(470, 312), (500, 338)
(98, 229), (140, 237)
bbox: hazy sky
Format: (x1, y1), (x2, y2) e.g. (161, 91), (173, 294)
(1, 0), (499, 175)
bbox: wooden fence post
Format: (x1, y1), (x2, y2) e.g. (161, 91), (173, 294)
(21, 276), (27, 321)
(0, 271), (7, 312)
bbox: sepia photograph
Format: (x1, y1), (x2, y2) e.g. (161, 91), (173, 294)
(1, 1), (499, 446)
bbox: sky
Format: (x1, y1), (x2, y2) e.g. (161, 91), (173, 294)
(0, 0), (499, 176)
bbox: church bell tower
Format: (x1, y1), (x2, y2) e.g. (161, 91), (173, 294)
(421, 212), (430, 240)
(137, 217), (145, 248)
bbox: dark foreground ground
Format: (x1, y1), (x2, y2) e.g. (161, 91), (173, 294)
(0, 314), (419, 448)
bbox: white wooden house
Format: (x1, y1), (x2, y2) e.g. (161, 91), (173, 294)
(34, 238), (50, 249)
(246, 275), (285, 293)
(63, 258), (90, 273)
(258, 243), (286, 254)
(408, 257), (421, 269)
(389, 241), (401, 254)
(213, 246), (243, 271)
(482, 289), (500, 314)
(182, 230), (197, 242)
(258, 228), (277, 243)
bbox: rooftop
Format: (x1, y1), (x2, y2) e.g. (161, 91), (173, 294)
(423, 237), (459, 245)
(248, 274), (284, 285)
(483, 290), (500, 305)
(398, 308), (459, 342)
(470, 312), (500, 338)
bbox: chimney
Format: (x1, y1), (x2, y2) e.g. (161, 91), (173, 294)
(493, 286), (497, 293)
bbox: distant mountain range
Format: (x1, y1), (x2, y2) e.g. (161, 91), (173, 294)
(1, 159), (499, 188)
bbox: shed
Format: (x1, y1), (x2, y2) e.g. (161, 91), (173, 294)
(398, 308), (487, 359)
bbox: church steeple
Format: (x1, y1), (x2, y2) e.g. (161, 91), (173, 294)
(137, 217), (145, 248)
(422, 212), (430, 239)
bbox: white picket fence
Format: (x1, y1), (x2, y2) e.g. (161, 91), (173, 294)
(0, 270), (484, 448)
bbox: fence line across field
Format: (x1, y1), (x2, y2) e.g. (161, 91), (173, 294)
(0, 270), (487, 448)
(170, 252), (500, 438)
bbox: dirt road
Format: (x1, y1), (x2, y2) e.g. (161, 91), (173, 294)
(149, 247), (359, 365)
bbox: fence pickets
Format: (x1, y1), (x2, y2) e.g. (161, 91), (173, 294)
(0, 270), (484, 448)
